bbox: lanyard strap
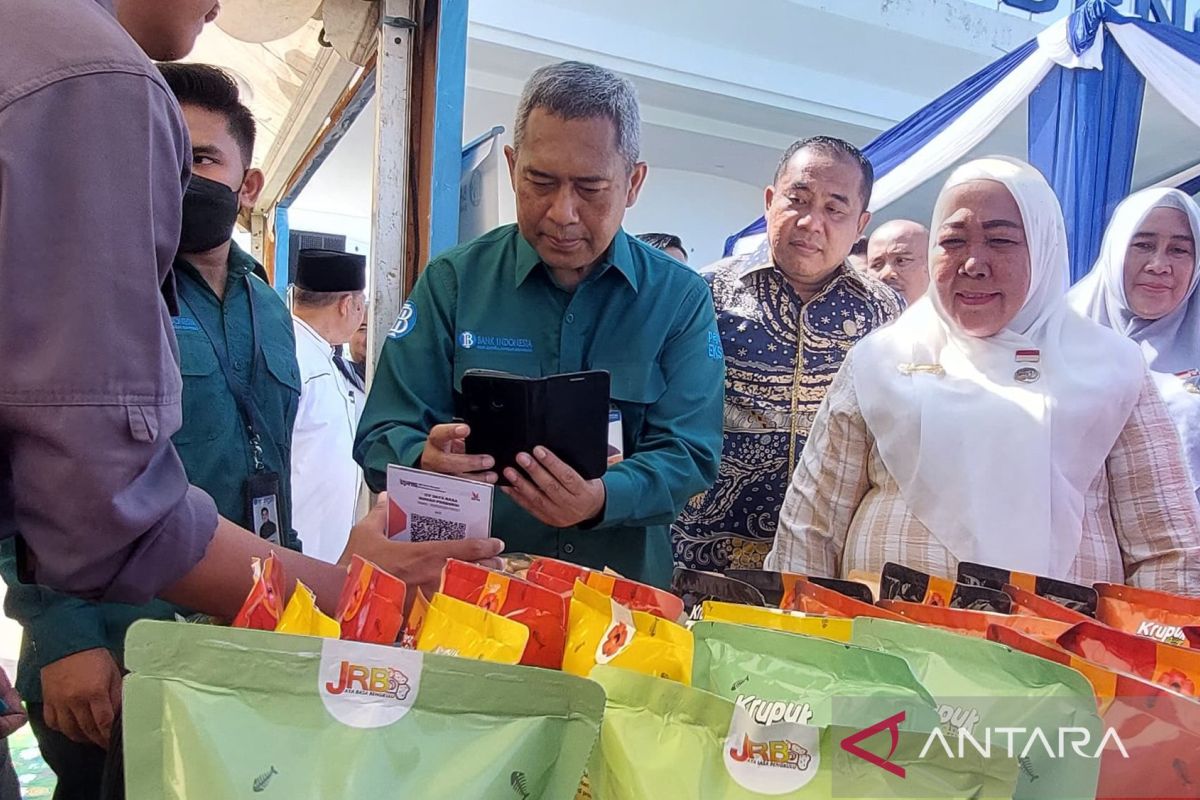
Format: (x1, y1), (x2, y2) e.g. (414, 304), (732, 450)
(189, 277), (268, 471)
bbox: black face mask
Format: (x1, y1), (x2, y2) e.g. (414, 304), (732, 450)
(179, 174), (241, 254)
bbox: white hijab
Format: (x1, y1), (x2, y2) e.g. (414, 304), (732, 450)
(1067, 188), (1200, 493)
(853, 157), (1144, 577)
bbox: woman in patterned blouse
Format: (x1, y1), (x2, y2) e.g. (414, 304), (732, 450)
(766, 157), (1200, 595)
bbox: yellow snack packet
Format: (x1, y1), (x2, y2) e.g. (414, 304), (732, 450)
(415, 593), (529, 665)
(697, 601), (853, 642)
(562, 579), (693, 684)
(275, 581), (340, 639)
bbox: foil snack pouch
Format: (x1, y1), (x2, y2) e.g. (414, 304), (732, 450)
(562, 579), (692, 684)
(334, 556), (407, 644)
(440, 559), (568, 669)
(414, 592), (530, 665)
(123, 621), (604, 799)
(1095, 583), (1200, 647)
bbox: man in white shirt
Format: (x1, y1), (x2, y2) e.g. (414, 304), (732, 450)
(290, 249), (368, 562)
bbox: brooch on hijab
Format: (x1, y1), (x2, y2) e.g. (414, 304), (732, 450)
(1176, 370), (1200, 394)
(1014, 349), (1041, 383)
(897, 363), (945, 377)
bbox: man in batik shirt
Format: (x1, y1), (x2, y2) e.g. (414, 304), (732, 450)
(673, 136), (901, 571)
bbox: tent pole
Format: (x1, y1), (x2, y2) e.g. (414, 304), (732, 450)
(366, 0), (417, 384)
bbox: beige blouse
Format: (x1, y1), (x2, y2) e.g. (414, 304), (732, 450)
(766, 350), (1200, 595)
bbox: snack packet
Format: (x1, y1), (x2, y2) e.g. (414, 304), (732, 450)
(853, 617), (1103, 800)
(527, 557), (685, 620)
(1095, 583), (1200, 647)
(275, 581), (340, 639)
(232, 554), (285, 631)
(415, 593), (530, 665)
(1004, 583), (1093, 626)
(877, 599), (1071, 639)
(440, 559), (568, 668)
(1187, 626), (1200, 649)
(124, 621), (603, 798)
(334, 556), (407, 644)
(562, 579), (692, 684)
(587, 665), (1017, 800)
(723, 569), (876, 606)
(402, 589), (431, 649)
(1057, 620), (1200, 698)
(991, 624), (1200, 800)
(881, 562), (1012, 612)
(788, 579), (906, 621)
(670, 567), (765, 615)
(958, 561), (1098, 616)
(691, 621), (940, 732)
(695, 601), (852, 642)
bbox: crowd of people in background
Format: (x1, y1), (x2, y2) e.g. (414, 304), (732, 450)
(3, 2), (1200, 799)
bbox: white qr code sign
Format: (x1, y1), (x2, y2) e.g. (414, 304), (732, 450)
(386, 464), (494, 542)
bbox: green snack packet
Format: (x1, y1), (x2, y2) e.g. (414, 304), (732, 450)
(589, 665), (1017, 799)
(123, 620), (604, 799)
(851, 618), (1102, 800)
(691, 620), (942, 733)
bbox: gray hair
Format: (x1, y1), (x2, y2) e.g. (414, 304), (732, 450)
(513, 61), (641, 172)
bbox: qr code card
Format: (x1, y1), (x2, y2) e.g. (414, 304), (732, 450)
(386, 464), (494, 542)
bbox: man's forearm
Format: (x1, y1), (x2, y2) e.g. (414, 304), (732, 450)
(161, 516), (347, 619)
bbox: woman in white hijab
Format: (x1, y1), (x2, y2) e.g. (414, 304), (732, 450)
(1068, 188), (1200, 503)
(765, 157), (1200, 593)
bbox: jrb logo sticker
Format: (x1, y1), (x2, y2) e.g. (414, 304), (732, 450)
(320, 640), (423, 728)
(723, 704), (821, 794)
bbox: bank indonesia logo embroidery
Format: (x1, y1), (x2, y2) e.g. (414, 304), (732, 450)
(460, 331), (475, 349)
(707, 330), (724, 360)
(388, 301), (417, 340)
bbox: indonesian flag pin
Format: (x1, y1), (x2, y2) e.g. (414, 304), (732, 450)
(1014, 349), (1040, 383)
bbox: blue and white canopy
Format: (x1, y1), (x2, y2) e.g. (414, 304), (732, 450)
(725, 0), (1200, 282)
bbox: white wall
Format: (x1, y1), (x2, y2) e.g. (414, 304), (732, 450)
(624, 168), (764, 268)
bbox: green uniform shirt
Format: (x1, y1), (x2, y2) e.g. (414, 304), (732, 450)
(0, 243), (301, 702)
(355, 225), (724, 587)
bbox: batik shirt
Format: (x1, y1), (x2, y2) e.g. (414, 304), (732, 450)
(672, 244), (902, 571)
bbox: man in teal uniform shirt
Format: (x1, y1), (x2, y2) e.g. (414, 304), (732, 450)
(356, 61), (724, 587)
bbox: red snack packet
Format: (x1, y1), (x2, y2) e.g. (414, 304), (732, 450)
(877, 599), (1070, 639)
(334, 555), (408, 644)
(526, 557), (588, 596)
(1058, 620), (1200, 699)
(782, 579), (905, 621)
(1095, 583), (1200, 647)
(232, 554), (285, 630)
(440, 559), (569, 669)
(990, 624), (1200, 800)
(525, 557), (684, 621)
(1004, 583), (1094, 625)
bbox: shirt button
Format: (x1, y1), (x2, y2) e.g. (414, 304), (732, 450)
(563, 543), (576, 555)
(565, 313), (575, 324)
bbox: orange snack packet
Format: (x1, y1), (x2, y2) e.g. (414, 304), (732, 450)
(334, 555), (408, 644)
(232, 554), (286, 631)
(402, 589), (431, 649)
(1003, 583), (1094, 626)
(1095, 583), (1200, 647)
(877, 599), (1070, 639)
(783, 578), (906, 621)
(1058, 620), (1200, 698)
(440, 559), (569, 669)
(526, 557), (684, 621)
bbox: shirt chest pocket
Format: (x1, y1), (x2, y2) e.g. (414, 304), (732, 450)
(260, 340), (302, 444)
(593, 359), (666, 455)
(175, 335), (228, 445)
